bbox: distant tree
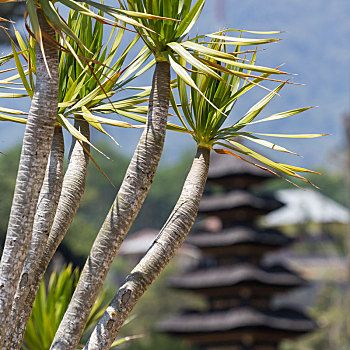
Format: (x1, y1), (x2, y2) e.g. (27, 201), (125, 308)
(0, 142), (191, 261)
(0, 2), (150, 348)
(86, 34), (323, 349)
(0, 8), (60, 346)
(0, 1), (324, 349)
(51, 1), (272, 348)
(281, 282), (350, 350)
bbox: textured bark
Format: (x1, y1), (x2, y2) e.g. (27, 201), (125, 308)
(9, 119), (90, 350)
(38, 119), (90, 278)
(0, 10), (59, 345)
(50, 61), (171, 350)
(4, 126), (64, 350)
(84, 146), (210, 350)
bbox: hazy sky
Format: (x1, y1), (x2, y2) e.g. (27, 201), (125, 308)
(0, 0), (349, 170)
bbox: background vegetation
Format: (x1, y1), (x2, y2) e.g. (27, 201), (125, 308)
(1, 141), (349, 349)
(0, 142), (193, 259)
(0, 1), (348, 349)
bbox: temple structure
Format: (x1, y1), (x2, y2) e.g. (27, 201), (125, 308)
(159, 152), (317, 350)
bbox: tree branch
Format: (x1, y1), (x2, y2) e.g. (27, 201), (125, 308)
(0, 9), (59, 345)
(84, 147), (210, 350)
(4, 126), (65, 350)
(50, 61), (171, 350)
(9, 119), (90, 350)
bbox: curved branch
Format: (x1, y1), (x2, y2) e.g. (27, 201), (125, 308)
(51, 61), (171, 350)
(39, 119), (90, 277)
(84, 146), (210, 350)
(0, 10), (59, 344)
(4, 126), (65, 350)
(9, 119), (90, 350)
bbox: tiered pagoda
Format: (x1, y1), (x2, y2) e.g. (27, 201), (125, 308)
(159, 152), (317, 350)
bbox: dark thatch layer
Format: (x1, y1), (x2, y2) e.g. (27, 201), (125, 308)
(159, 306), (317, 334)
(207, 151), (273, 189)
(187, 227), (292, 249)
(170, 263), (305, 290)
(198, 191), (283, 218)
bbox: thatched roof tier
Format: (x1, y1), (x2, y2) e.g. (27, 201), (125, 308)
(187, 227), (292, 256)
(159, 307), (317, 345)
(198, 191), (283, 221)
(207, 152), (273, 189)
(208, 295), (272, 310)
(118, 229), (198, 259)
(204, 343), (279, 350)
(169, 264), (305, 296)
(157, 145), (316, 348)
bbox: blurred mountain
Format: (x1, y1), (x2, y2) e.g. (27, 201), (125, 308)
(0, 3), (26, 43)
(0, 0), (349, 170)
(0, 3), (25, 18)
(200, 0), (350, 170)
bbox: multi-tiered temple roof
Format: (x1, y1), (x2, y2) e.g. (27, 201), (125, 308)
(160, 307), (315, 350)
(198, 191), (283, 223)
(186, 227), (292, 257)
(207, 152), (272, 189)
(159, 152), (316, 349)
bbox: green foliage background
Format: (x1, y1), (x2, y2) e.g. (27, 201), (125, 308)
(0, 142), (349, 350)
(2, 141), (346, 258)
(63, 142), (193, 258)
(0, 142), (192, 257)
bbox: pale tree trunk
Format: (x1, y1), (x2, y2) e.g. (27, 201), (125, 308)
(84, 146), (210, 350)
(9, 119), (90, 350)
(38, 118), (90, 278)
(50, 61), (171, 350)
(4, 126), (65, 350)
(0, 10), (59, 345)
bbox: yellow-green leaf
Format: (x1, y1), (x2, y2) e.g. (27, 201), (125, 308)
(247, 107), (313, 125)
(250, 132), (326, 138)
(0, 113), (27, 124)
(206, 33), (280, 45)
(167, 42), (223, 81)
(11, 41), (33, 98)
